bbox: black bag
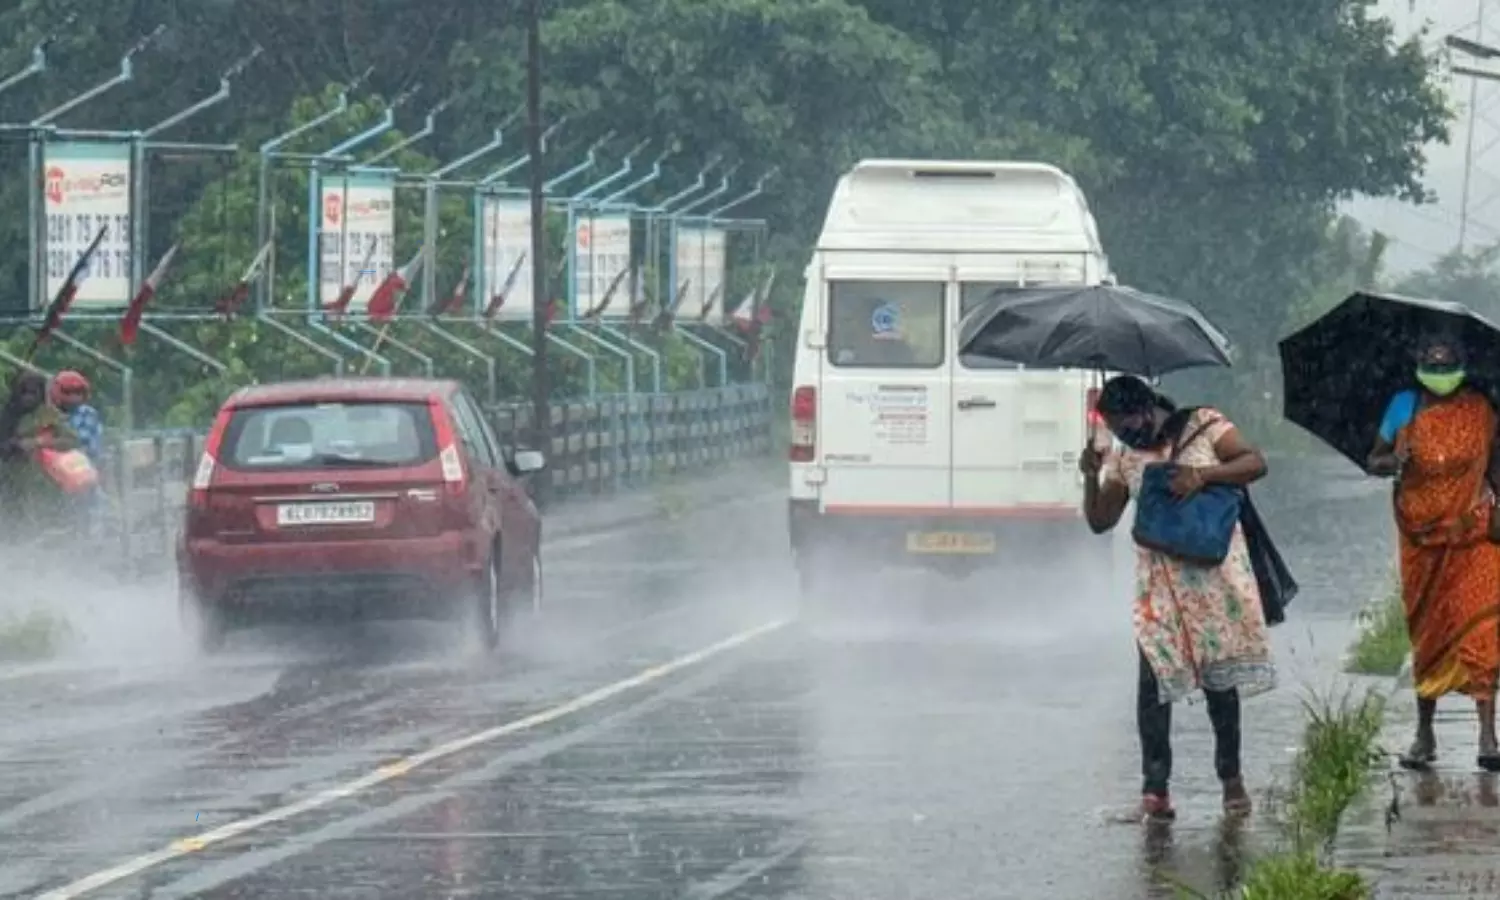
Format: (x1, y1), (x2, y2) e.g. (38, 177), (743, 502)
(1240, 491), (1297, 626)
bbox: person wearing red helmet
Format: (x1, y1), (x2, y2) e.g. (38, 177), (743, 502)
(51, 370), (102, 465)
(0, 370), (82, 535)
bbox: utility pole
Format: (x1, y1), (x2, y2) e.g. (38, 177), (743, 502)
(527, 0), (552, 505)
(1459, 0), (1486, 253)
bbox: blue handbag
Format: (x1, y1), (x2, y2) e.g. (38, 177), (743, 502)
(1131, 415), (1243, 566)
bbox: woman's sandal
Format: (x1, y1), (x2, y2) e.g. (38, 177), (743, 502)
(1140, 792), (1176, 822)
(1222, 777), (1253, 815)
(1399, 741), (1437, 771)
(1478, 753), (1500, 773)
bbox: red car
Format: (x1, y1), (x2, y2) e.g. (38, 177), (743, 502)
(176, 377), (546, 652)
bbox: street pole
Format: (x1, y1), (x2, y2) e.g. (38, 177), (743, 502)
(1459, 0), (1485, 253)
(527, 0), (552, 505)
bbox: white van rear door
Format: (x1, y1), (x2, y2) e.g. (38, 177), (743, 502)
(950, 276), (1089, 514)
(817, 268), (951, 512)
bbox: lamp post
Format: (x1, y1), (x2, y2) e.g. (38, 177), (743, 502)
(527, 0), (552, 503)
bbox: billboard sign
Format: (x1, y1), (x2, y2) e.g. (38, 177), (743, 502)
(42, 141), (133, 307)
(479, 196), (535, 320)
(673, 225), (705, 319)
(318, 172), (396, 311)
(573, 213), (632, 317)
(700, 227), (727, 324)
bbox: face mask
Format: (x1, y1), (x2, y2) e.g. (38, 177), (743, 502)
(1113, 421), (1159, 450)
(1417, 367), (1465, 396)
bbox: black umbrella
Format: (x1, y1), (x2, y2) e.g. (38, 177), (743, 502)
(1279, 290), (1500, 471)
(957, 284), (1234, 376)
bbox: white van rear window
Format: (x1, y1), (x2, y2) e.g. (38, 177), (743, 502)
(827, 281), (944, 368)
(960, 282), (1022, 370)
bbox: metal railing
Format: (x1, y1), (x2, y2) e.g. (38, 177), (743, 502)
(93, 382), (773, 575)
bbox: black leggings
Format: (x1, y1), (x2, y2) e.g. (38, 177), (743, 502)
(1137, 648), (1241, 795)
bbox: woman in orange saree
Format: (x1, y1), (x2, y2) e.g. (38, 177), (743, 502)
(1369, 335), (1500, 772)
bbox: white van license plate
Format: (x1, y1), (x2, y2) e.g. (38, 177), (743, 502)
(906, 532), (996, 555)
(276, 501), (376, 526)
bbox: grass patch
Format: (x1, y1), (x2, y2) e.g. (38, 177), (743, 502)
(1169, 686), (1387, 899)
(654, 485), (690, 520)
(1285, 687), (1387, 847)
(1235, 852), (1367, 900)
(0, 608), (73, 661)
(1343, 586), (1409, 677)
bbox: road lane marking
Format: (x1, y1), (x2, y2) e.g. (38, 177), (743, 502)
(36, 618), (790, 899)
(149, 638), (787, 896)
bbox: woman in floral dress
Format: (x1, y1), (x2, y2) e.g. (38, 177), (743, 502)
(1079, 375), (1276, 821)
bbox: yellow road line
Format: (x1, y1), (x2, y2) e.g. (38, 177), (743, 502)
(37, 618), (790, 899)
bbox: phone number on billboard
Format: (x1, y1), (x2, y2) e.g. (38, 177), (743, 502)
(45, 213), (130, 280)
(320, 231), (394, 284)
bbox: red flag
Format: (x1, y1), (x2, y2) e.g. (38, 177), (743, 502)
(625, 266), (649, 327)
(538, 255), (567, 328)
(483, 252), (527, 321)
(120, 243), (179, 346)
(214, 240), (273, 319)
(430, 262), (471, 318)
(653, 279), (689, 332)
(366, 251), (423, 324)
(325, 241), (380, 320)
(729, 287), (757, 332)
(696, 284), (722, 322)
(29, 225), (107, 359)
(581, 266), (629, 320)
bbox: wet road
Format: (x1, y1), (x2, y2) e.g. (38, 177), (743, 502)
(0, 455), (1395, 899)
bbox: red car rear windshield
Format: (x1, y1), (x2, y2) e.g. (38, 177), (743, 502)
(219, 401), (438, 470)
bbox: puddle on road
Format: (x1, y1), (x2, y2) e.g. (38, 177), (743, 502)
(1338, 769), (1500, 898)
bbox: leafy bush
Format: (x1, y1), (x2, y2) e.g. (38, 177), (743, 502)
(1344, 586), (1409, 677)
(0, 609), (73, 661)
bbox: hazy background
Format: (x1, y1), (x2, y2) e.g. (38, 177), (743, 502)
(1350, 0), (1500, 274)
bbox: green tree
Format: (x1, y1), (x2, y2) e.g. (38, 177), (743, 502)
(1394, 244), (1500, 319)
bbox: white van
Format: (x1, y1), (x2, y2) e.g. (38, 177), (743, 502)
(787, 159), (1115, 590)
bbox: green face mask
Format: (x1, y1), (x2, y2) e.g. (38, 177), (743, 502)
(1417, 367), (1466, 396)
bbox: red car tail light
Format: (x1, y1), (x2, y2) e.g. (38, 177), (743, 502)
(428, 398), (467, 499)
(790, 386), (816, 462)
(190, 408), (233, 511)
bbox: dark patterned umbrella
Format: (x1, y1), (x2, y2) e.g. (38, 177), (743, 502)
(1279, 290), (1500, 471)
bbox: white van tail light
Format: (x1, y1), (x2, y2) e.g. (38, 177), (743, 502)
(429, 400), (467, 494)
(1086, 386), (1110, 452)
(189, 409), (233, 510)
(790, 386), (816, 462)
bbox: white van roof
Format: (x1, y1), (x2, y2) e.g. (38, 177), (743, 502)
(816, 159), (1105, 255)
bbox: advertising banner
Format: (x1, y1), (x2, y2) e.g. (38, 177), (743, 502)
(700, 227), (727, 324)
(318, 172), (395, 312)
(43, 141), (133, 307)
(574, 213), (632, 317)
(673, 225), (705, 319)
(479, 196), (534, 320)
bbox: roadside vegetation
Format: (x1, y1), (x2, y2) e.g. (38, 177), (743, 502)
(1344, 583), (1409, 678)
(1171, 686), (1387, 900)
(0, 608), (73, 662)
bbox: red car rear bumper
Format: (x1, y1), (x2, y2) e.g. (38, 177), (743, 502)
(180, 531), (486, 617)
